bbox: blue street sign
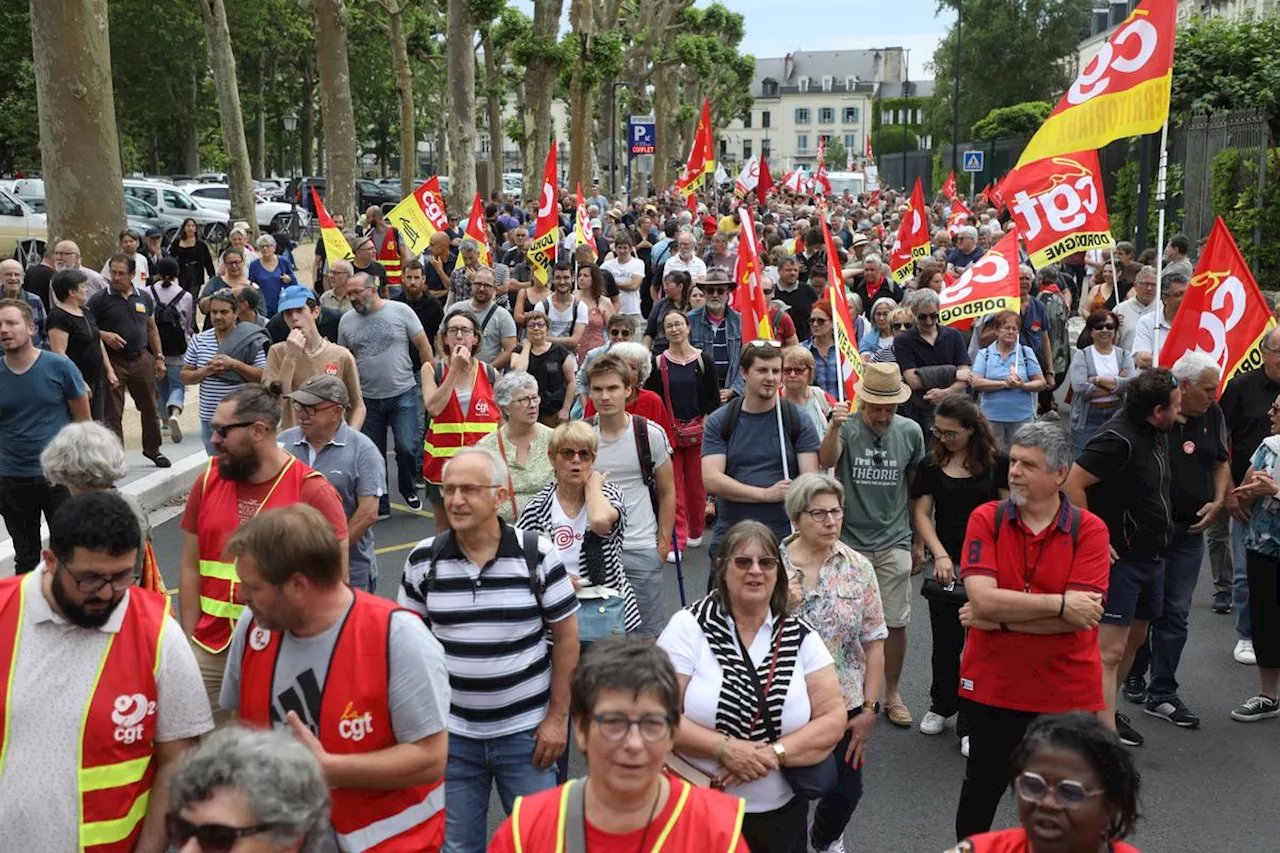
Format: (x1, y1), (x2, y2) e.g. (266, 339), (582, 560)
(963, 150), (984, 172)
(629, 115), (656, 156)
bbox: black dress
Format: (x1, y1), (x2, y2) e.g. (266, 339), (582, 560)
(47, 306), (105, 419)
(169, 239), (215, 297)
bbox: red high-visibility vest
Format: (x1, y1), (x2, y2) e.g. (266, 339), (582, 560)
(192, 457), (323, 654)
(239, 590), (445, 853)
(422, 363), (500, 483)
(952, 829), (1142, 853)
(0, 576), (170, 853)
(376, 226), (403, 288)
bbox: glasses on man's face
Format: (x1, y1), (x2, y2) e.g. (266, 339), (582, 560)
(442, 483), (501, 499)
(291, 400), (339, 418)
(704, 287), (730, 297)
(59, 560), (136, 594)
(166, 815), (278, 853)
(731, 554), (780, 571)
(1093, 323), (1117, 332)
(891, 322), (914, 331)
(609, 328), (633, 339)
(446, 326), (476, 338)
(782, 366), (809, 376)
(1013, 772), (1105, 808)
(511, 394), (540, 408)
(556, 448), (596, 462)
(592, 712), (674, 743)
(802, 507), (844, 523)
(916, 312), (939, 322)
(210, 421), (256, 439)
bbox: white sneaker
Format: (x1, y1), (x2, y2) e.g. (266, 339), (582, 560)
(1234, 639), (1257, 665)
(960, 735), (971, 758)
(666, 551), (679, 564)
(815, 837), (846, 853)
(919, 710), (947, 735)
(687, 536), (703, 548)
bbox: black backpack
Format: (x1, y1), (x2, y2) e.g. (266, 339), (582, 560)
(719, 396), (805, 478)
(589, 414), (658, 512)
(419, 528), (543, 630)
(150, 286), (187, 357)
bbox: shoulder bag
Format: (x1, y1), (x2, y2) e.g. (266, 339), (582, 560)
(659, 352), (704, 448)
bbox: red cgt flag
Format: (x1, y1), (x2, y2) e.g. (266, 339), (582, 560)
(1002, 150), (1112, 268)
(527, 144), (561, 286)
(942, 171), (958, 201)
(889, 178), (930, 283)
(464, 192), (491, 266)
(1159, 216), (1278, 393)
(733, 207), (773, 344)
(820, 215), (863, 403)
(939, 226), (1023, 328)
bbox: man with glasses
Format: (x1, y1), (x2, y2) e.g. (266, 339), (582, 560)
(443, 266), (517, 369)
(180, 288), (267, 455)
(894, 288), (972, 432)
(319, 259), (357, 313)
(51, 239), (108, 300)
(1132, 271), (1189, 371)
(179, 385), (348, 723)
(0, 491), (211, 853)
(339, 273), (435, 516)
(687, 268), (745, 402)
(278, 375), (385, 591)
(1114, 265), (1158, 353)
(400, 447), (580, 853)
(662, 229), (707, 281)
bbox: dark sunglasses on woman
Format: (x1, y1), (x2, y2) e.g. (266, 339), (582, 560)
(166, 815), (279, 853)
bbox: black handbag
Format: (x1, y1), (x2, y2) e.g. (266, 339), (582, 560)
(920, 576), (968, 605)
(737, 627), (839, 799)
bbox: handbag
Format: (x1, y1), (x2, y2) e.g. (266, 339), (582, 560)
(659, 353), (704, 448)
(737, 625), (839, 799)
(575, 585), (626, 643)
(920, 577), (968, 605)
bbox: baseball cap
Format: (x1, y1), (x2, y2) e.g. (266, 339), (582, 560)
(288, 374), (350, 407)
(277, 285), (316, 312)
(590, 218), (603, 230)
(144, 227), (163, 239)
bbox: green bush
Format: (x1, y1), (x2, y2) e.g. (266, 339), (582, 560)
(970, 102), (1052, 142)
(872, 128), (919, 156)
(1211, 146), (1280, 290)
(1107, 159), (1184, 250)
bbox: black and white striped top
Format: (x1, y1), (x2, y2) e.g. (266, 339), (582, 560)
(398, 522), (579, 739)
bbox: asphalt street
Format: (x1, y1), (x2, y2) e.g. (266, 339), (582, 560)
(151, 499), (1280, 852)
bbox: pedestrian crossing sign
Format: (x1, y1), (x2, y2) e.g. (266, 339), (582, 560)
(963, 151), (984, 172)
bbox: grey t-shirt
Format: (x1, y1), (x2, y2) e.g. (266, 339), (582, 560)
(444, 301), (516, 365)
(835, 413), (926, 552)
(338, 300), (424, 400)
(593, 416), (672, 551)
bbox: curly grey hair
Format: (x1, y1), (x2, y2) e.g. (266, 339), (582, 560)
(494, 370), (540, 410)
(40, 422), (125, 490)
(608, 341), (653, 385)
(168, 726), (330, 853)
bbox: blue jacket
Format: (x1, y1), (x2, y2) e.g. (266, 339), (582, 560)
(688, 306), (745, 395)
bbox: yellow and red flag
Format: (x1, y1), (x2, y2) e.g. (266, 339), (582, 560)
(889, 178), (930, 283)
(757, 157), (775, 200)
(942, 171), (958, 201)
(574, 183), (597, 263)
(820, 215), (863, 403)
(865, 135), (875, 166)
(1016, 0), (1175, 168)
(527, 145), (561, 286)
(464, 192), (492, 266)
(311, 187), (353, 263)
(733, 207), (774, 343)
(938, 226), (1022, 327)
(385, 176), (450, 256)
(1002, 150), (1112, 268)
(947, 197), (972, 235)
(1160, 217), (1277, 391)
(676, 99), (715, 198)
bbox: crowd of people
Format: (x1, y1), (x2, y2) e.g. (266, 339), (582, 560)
(1, 180), (1275, 853)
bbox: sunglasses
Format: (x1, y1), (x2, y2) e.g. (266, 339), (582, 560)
(210, 421), (256, 439)
(810, 317), (830, 326)
(609, 328), (633, 338)
(747, 339), (782, 349)
(731, 555), (780, 571)
(891, 322), (914, 331)
(915, 312), (939, 321)
(165, 815), (279, 853)
(1013, 772), (1105, 808)
(556, 448), (596, 462)
(1092, 323), (1118, 331)
(782, 366), (810, 376)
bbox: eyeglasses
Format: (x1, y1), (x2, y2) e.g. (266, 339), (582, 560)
(931, 426), (962, 441)
(1092, 323), (1118, 331)
(556, 448), (596, 462)
(916, 312), (939, 321)
(782, 366), (810, 376)
(166, 815), (279, 853)
(891, 322), (914, 331)
(802, 507), (844, 523)
(472, 281), (495, 289)
(592, 712), (674, 743)
(291, 400), (340, 417)
(210, 421), (256, 439)
(1013, 772), (1106, 808)
(511, 394), (540, 408)
(747, 340), (782, 349)
(609, 328), (633, 338)
(731, 555), (780, 571)
(59, 560), (136, 594)
(703, 287), (730, 296)
(445, 326), (476, 337)
(810, 317), (830, 326)
(441, 483), (502, 498)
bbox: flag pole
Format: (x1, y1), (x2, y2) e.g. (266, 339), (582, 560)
(1151, 119), (1170, 367)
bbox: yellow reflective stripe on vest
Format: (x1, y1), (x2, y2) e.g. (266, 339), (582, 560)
(429, 423), (499, 435)
(0, 580), (27, 778)
(550, 778), (690, 853)
(511, 796), (526, 853)
(724, 797), (746, 853)
(333, 783), (445, 852)
(198, 560), (239, 581)
(80, 790), (150, 849)
(200, 596), (244, 620)
(78, 754), (151, 792)
(647, 779), (690, 852)
(553, 781), (575, 853)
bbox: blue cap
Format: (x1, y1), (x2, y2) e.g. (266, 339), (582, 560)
(277, 285), (316, 312)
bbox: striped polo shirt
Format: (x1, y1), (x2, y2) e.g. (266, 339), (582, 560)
(398, 522), (579, 739)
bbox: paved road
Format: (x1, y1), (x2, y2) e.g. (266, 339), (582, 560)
(150, 500), (1278, 851)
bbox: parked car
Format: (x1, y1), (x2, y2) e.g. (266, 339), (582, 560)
(287, 176), (326, 216)
(123, 179), (230, 242)
(255, 178), (286, 201)
(183, 183), (309, 232)
(124, 195), (185, 242)
(356, 179), (399, 211)
(0, 186), (46, 267)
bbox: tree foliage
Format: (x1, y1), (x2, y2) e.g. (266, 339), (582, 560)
(872, 128), (920, 155)
(970, 101), (1051, 141)
(1172, 13), (1280, 137)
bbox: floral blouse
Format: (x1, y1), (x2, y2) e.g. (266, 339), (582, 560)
(475, 423), (555, 522)
(781, 534), (889, 708)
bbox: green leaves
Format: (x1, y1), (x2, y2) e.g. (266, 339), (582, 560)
(969, 101), (1051, 141)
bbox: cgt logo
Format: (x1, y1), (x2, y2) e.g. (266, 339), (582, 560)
(1068, 10), (1161, 107)
(111, 693), (157, 745)
(1009, 157), (1100, 242)
(338, 701), (375, 742)
(1187, 269), (1248, 376)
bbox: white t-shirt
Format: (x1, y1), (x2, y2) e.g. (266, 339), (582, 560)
(657, 608), (834, 812)
(664, 254), (708, 281)
(602, 257), (646, 315)
(593, 415), (672, 551)
(533, 297), (590, 339)
(550, 495), (588, 578)
(1090, 345), (1120, 403)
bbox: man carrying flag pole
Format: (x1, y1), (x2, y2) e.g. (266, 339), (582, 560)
(732, 208), (773, 343)
(574, 184), (597, 263)
(820, 211), (863, 404)
(527, 145), (561, 287)
(311, 187), (354, 266)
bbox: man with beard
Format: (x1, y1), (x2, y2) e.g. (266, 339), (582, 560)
(220, 505), (451, 853)
(687, 269), (744, 401)
(443, 266), (517, 368)
(178, 385), (349, 723)
(339, 273), (434, 517)
(0, 298), (89, 575)
(51, 239), (108, 300)
(0, 492), (211, 852)
(662, 230), (707, 281)
(263, 285), (365, 431)
(952, 422), (1108, 840)
(2, 258), (46, 348)
(180, 288), (268, 455)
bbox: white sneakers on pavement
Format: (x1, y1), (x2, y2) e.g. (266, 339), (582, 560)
(960, 736), (971, 758)
(919, 711), (947, 735)
(1234, 639), (1257, 665)
(815, 837), (846, 853)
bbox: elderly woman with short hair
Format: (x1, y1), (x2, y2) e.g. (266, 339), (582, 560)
(781, 473), (887, 853)
(858, 297), (899, 355)
(167, 726), (330, 853)
(249, 232), (296, 316)
(868, 307), (916, 364)
(476, 370), (554, 522)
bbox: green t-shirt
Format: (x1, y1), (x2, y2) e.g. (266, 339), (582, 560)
(835, 413), (926, 552)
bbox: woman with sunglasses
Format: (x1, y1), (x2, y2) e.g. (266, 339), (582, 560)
(868, 307), (916, 364)
(476, 371), (555, 522)
(946, 712), (1142, 853)
(168, 725), (330, 853)
(780, 345), (838, 438)
(781, 473), (887, 853)
(510, 311), (576, 427)
(970, 310), (1047, 449)
(644, 269), (692, 355)
(804, 300), (845, 399)
(658, 519), (845, 853)
(910, 394), (1006, 759)
(858, 297), (899, 355)
(1069, 309), (1133, 455)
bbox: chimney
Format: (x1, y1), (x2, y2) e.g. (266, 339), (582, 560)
(784, 53), (794, 80)
(872, 51), (882, 82)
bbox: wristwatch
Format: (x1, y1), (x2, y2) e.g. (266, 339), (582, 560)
(771, 742), (787, 766)
(862, 700), (881, 715)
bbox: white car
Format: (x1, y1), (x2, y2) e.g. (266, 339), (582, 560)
(0, 186), (46, 267)
(183, 183), (309, 232)
(124, 179), (231, 242)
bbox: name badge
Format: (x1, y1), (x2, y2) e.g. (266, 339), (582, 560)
(134, 302), (146, 313)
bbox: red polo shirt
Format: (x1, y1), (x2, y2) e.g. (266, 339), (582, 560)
(958, 497), (1110, 713)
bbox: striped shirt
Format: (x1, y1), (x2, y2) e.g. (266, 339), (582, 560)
(182, 328), (268, 422)
(398, 522), (579, 739)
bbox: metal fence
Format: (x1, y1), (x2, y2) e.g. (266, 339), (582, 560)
(875, 151), (935, 196)
(1175, 110), (1270, 247)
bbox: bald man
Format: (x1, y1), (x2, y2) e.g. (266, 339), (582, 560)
(0, 259), (46, 348)
(51, 241), (108, 300)
(422, 230), (456, 301)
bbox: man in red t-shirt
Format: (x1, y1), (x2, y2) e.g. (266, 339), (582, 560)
(179, 385), (349, 723)
(953, 422), (1109, 841)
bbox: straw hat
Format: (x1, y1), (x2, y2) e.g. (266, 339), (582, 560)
(854, 362), (911, 405)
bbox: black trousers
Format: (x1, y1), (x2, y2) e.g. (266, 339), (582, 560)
(0, 476), (70, 574)
(954, 698), (1038, 841)
(741, 796), (807, 853)
(927, 596), (969, 736)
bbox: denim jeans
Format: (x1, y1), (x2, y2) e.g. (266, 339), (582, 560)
(413, 372), (426, 478)
(200, 420), (216, 457)
(1072, 404), (1113, 455)
(1231, 516), (1251, 640)
(442, 730), (557, 853)
(1129, 528), (1203, 702)
(155, 362), (185, 413)
(362, 387), (421, 514)
(808, 712), (867, 849)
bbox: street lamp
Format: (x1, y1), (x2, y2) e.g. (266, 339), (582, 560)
(282, 113), (299, 240)
(612, 81), (628, 198)
(952, 2), (962, 177)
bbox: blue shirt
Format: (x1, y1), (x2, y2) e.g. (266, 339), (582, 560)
(1020, 296), (1050, 357)
(1246, 439), (1280, 558)
(804, 338), (842, 398)
(972, 343), (1042, 423)
(0, 350), (86, 477)
(248, 257), (296, 315)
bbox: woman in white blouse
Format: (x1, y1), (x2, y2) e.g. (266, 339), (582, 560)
(1069, 309), (1134, 454)
(657, 520), (845, 853)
